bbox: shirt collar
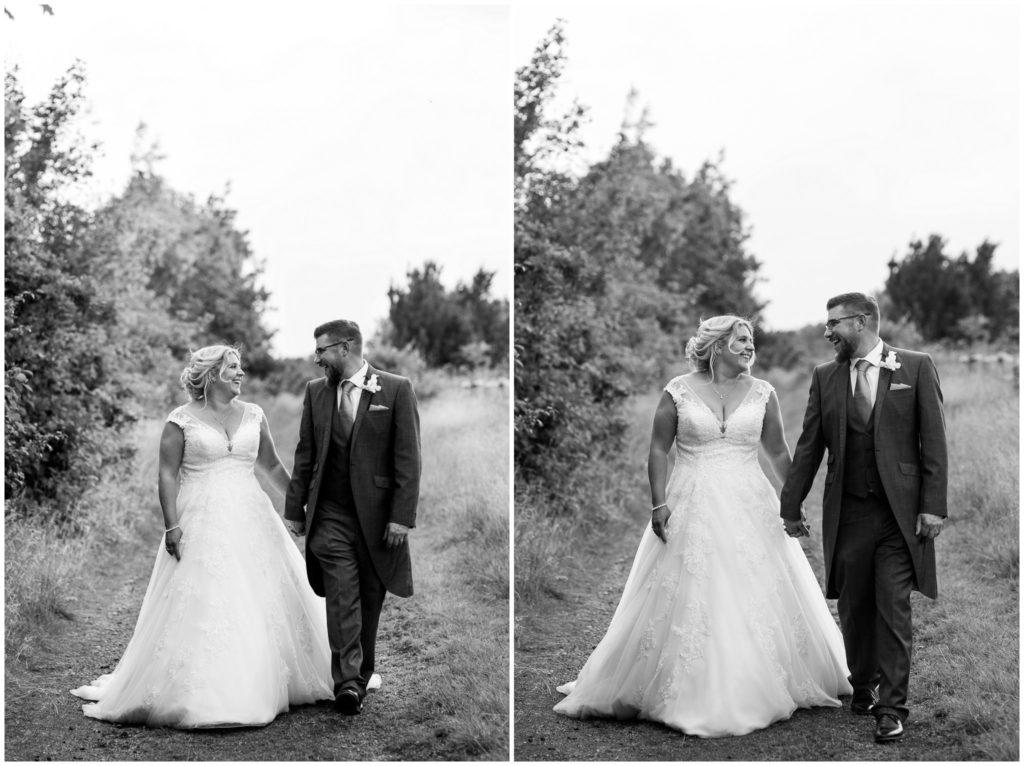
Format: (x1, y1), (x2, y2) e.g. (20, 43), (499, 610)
(344, 360), (369, 389)
(853, 339), (884, 368)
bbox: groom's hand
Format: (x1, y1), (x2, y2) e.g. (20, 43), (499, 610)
(286, 519), (306, 537)
(783, 517), (810, 538)
(384, 522), (410, 549)
(916, 513), (944, 540)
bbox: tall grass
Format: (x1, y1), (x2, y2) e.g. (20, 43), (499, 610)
(418, 385), (509, 599)
(5, 423), (161, 665)
(411, 385), (509, 757)
(921, 361), (1018, 759)
(514, 392), (654, 603)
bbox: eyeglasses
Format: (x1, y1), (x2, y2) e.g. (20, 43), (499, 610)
(824, 314), (864, 331)
(314, 339), (350, 356)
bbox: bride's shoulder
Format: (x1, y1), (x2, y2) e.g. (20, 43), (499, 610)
(165, 403), (194, 429)
(236, 399), (265, 421)
(745, 375), (776, 398)
(663, 372), (698, 401)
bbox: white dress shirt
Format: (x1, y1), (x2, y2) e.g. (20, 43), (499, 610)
(337, 359), (369, 414)
(849, 339), (885, 407)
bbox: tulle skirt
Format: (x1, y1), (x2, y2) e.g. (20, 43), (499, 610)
(71, 472), (333, 728)
(554, 462), (851, 737)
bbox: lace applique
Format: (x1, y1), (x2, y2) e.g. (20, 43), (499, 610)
(638, 622), (658, 660)
(790, 612), (810, 658)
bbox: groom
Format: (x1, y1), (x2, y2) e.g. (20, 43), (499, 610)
(285, 319), (421, 715)
(780, 292), (947, 744)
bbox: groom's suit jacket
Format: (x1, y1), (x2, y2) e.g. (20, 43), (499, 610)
(284, 363), (421, 598)
(780, 344), (947, 599)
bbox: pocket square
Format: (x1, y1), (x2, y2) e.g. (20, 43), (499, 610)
(889, 383), (912, 391)
(368, 404), (390, 411)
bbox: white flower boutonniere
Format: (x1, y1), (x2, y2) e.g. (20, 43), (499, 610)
(880, 351), (901, 371)
(359, 374), (382, 394)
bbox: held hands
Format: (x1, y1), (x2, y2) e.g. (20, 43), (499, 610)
(286, 519), (306, 537)
(651, 504), (672, 543)
(384, 522), (410, 549)
(165, 527), (183, 561)
(916, 513), (944, 540)
(783, 508), (810, 538)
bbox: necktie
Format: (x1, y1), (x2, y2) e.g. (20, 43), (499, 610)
(852, 359), (873, 430)
(338, 380), (356, 438)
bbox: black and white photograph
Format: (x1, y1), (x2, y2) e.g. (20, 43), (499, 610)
(5, 1), (509, 760)
(513, 3), (1018, 761)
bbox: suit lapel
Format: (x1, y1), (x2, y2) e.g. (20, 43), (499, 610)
(349, 364), (377, 445)
(316, 381), (336, 466)
(872, 344), (894, 437)
(832, 361), (850, 459)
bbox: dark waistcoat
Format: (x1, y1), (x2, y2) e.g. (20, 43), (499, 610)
(318, 393), (356, 513)
(843, 383), (884, 499)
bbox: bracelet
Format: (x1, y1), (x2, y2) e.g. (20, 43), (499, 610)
(165, 525), (180, 533)
(651, 503), (668, 513)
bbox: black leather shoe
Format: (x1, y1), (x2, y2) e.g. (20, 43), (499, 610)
(335, 688), (362, 715)
(874, 713), (903, 743)
(851, 686), (879, 715)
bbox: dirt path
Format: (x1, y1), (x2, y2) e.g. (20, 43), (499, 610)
(5, 511), (491, 761)
(513, 499), (963, 761)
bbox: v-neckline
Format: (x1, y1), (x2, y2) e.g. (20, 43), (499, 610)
(679, 375), (756, 426)
(184, 404), (245, 446)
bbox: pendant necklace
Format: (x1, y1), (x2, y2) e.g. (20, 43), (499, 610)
(209, 404), (237, 452)
(709, 374), (740, 437)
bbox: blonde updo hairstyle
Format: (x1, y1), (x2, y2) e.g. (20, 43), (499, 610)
(180, 345), (241, 402)
(685, 315), (755, 380)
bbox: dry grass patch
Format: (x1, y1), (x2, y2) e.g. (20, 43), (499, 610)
(5, 424), (158, 665)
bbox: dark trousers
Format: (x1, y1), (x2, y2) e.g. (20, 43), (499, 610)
(834, 491), (915, 722)
(308, 501), (387, 699)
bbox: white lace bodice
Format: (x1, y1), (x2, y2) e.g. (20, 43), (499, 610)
(663, 375), (773, 470)
(166, 402), (264, 484)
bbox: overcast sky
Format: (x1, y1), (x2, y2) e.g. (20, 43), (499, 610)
(512, 2), (1020, 331)
(5, 1), (1019, 354)
(5, 0), (510, 357)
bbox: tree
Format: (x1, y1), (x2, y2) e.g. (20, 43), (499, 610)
(514, 23), (765, 499)
(99, 166), (275, 374)
(5, 64), (139, 514)
(514, 23), (636, 494)
(5, 65), (276, 522)
(886, 235), (1018, 344)
(386, 262), (508, 369)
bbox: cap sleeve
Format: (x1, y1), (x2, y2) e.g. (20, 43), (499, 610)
(166, 405), (190, 430)
(663, 375), (691, 408)
(750, 378), (775, 408)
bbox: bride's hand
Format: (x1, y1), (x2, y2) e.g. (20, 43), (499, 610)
(165, 527), (183, 561)
(651, 505), (672, 543)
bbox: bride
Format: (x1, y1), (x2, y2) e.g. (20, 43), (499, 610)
(554, 316), (852, 737)
(71, 345), (334, 728)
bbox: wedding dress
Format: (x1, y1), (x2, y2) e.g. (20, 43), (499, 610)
(71, 402), (334, 728)
(554, 376), (852, 738)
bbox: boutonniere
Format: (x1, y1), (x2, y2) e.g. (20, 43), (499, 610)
(880, 351), (901, 371)
(358, 374), (382, 394)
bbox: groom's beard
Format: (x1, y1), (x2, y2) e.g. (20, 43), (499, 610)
(321, 364), (342, 387)
(832, 335), (856, 363)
